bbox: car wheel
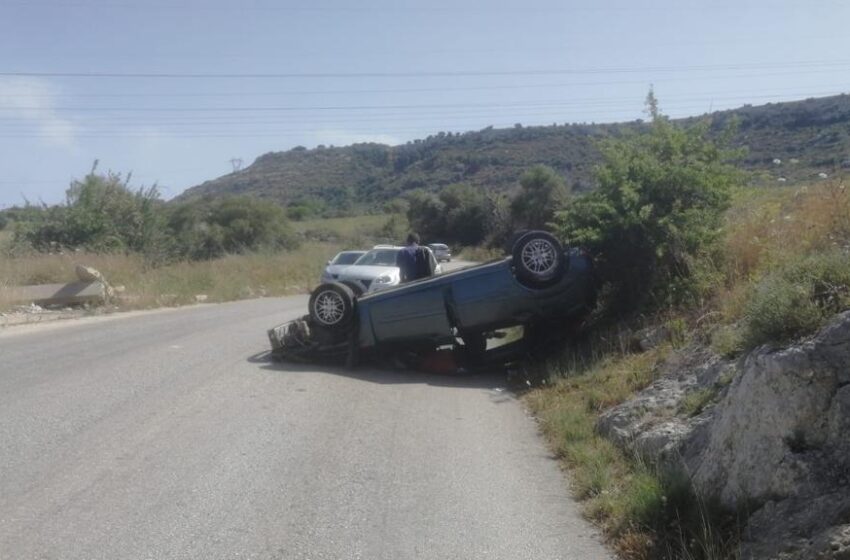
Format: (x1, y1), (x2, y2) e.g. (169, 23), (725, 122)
(340, 280), (365, 297)
(512, 231), (566, 288)
(309, 282), (355, 331)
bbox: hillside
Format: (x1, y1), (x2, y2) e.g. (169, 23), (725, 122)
(176, 94), (850, 214)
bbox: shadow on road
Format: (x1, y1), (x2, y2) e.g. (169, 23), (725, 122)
(247, 350), (516, 392)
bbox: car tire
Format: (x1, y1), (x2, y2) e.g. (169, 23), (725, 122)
(308, 282), (355, 331)
(512, 231), (566, 288)
(340, 280), (365, 297)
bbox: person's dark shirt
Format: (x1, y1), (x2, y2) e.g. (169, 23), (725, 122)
(396, 244), (419, 283)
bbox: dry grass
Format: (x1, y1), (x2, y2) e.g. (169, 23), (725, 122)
(457, 245), (506, 262)
(294, 213), (408, 245)
(722, 180), (850, 287)
(293, 213), (393, 235)
(0, 242), (343, 311)
(709, 180), (850, 348)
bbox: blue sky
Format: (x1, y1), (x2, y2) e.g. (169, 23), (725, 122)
(1, 0), (849, 207)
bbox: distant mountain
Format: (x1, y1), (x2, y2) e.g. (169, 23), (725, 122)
(176, 94), (850, 215)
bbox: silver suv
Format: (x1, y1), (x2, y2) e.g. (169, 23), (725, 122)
(335, 245), (440, 294)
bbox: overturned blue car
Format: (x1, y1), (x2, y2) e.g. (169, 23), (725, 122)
(268, 231), (596, 366)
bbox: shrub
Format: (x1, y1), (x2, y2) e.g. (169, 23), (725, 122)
(167, 196), (298, 260)
(16, 167), (170, 259)
(742, 250), (850, 347)
(555, 108), (742, 313)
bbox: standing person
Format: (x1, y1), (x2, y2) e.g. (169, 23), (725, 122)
(396, 232), (420, 283)
(396, 232), (435, 283)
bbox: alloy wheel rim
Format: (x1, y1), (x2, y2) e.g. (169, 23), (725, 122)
(313, 290), (345, 325)
(521, 238), (557, 275)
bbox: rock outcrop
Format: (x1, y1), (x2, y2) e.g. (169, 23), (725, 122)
(597, 311), (850, 559)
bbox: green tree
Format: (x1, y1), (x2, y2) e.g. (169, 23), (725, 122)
(510, 165), (569, 231)
(405, 190), (446, 242)
(555, 111), (741, 311)
(439, 183), (489, 245)
(18, 165), (170, 259)
(405, 184), (490, 246)
(168, 196), (298, 260)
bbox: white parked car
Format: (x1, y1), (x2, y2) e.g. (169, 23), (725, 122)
(334, 246), (441, 294)
(320, 250), (367, 283)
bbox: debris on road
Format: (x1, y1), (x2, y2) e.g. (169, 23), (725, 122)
(1, 265), (115, 327)
(4, 280), (110, 307)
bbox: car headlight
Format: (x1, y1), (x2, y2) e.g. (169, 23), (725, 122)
(321, 271), (333, 281)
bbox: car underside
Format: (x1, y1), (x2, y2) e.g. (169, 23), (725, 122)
(268, 231), (596, 369)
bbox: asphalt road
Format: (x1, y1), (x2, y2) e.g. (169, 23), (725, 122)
(0, 296), (610, 560)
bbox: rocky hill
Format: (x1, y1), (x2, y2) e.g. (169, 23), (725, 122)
(176, 94), (850, 214)
(599, 311), (850, 559)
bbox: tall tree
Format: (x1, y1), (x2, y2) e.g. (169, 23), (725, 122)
(510, 165), (569, 231)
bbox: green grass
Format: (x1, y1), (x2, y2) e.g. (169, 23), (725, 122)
(526, 346), (739, 559)
(739, 250), (850, 348)
(294, 213), (408, 246)
(679, 388), (717, 417)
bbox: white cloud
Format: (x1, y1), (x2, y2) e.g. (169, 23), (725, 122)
(0, 77), (77, 147)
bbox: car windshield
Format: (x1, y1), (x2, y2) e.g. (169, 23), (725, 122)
(354, 249), (399, 266)
(429, 244), (447, 250)
(332, 252), (364, 265)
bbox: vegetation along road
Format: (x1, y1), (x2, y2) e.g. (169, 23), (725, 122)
(0, 296), (610, 560)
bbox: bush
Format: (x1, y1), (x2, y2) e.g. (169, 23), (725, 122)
(405, 183), (490, 245)
(741, 250), (850, 347)
(15, 167), (170, 259)
(12, 166), (299, 263)
(555, 108), (741, 313)
(168, 196), (298, 260)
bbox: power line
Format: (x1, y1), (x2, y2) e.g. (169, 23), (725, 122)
(1, 91), (846, 119)
(2, 80), (849, 101)
(3, 88), (848, 114)
(1, 88), (845, 120)
(0, 104), (775, 138)
(4, 59), (850, 80)
(0, 100), (668, 112)
(1, 94), (846, 137)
